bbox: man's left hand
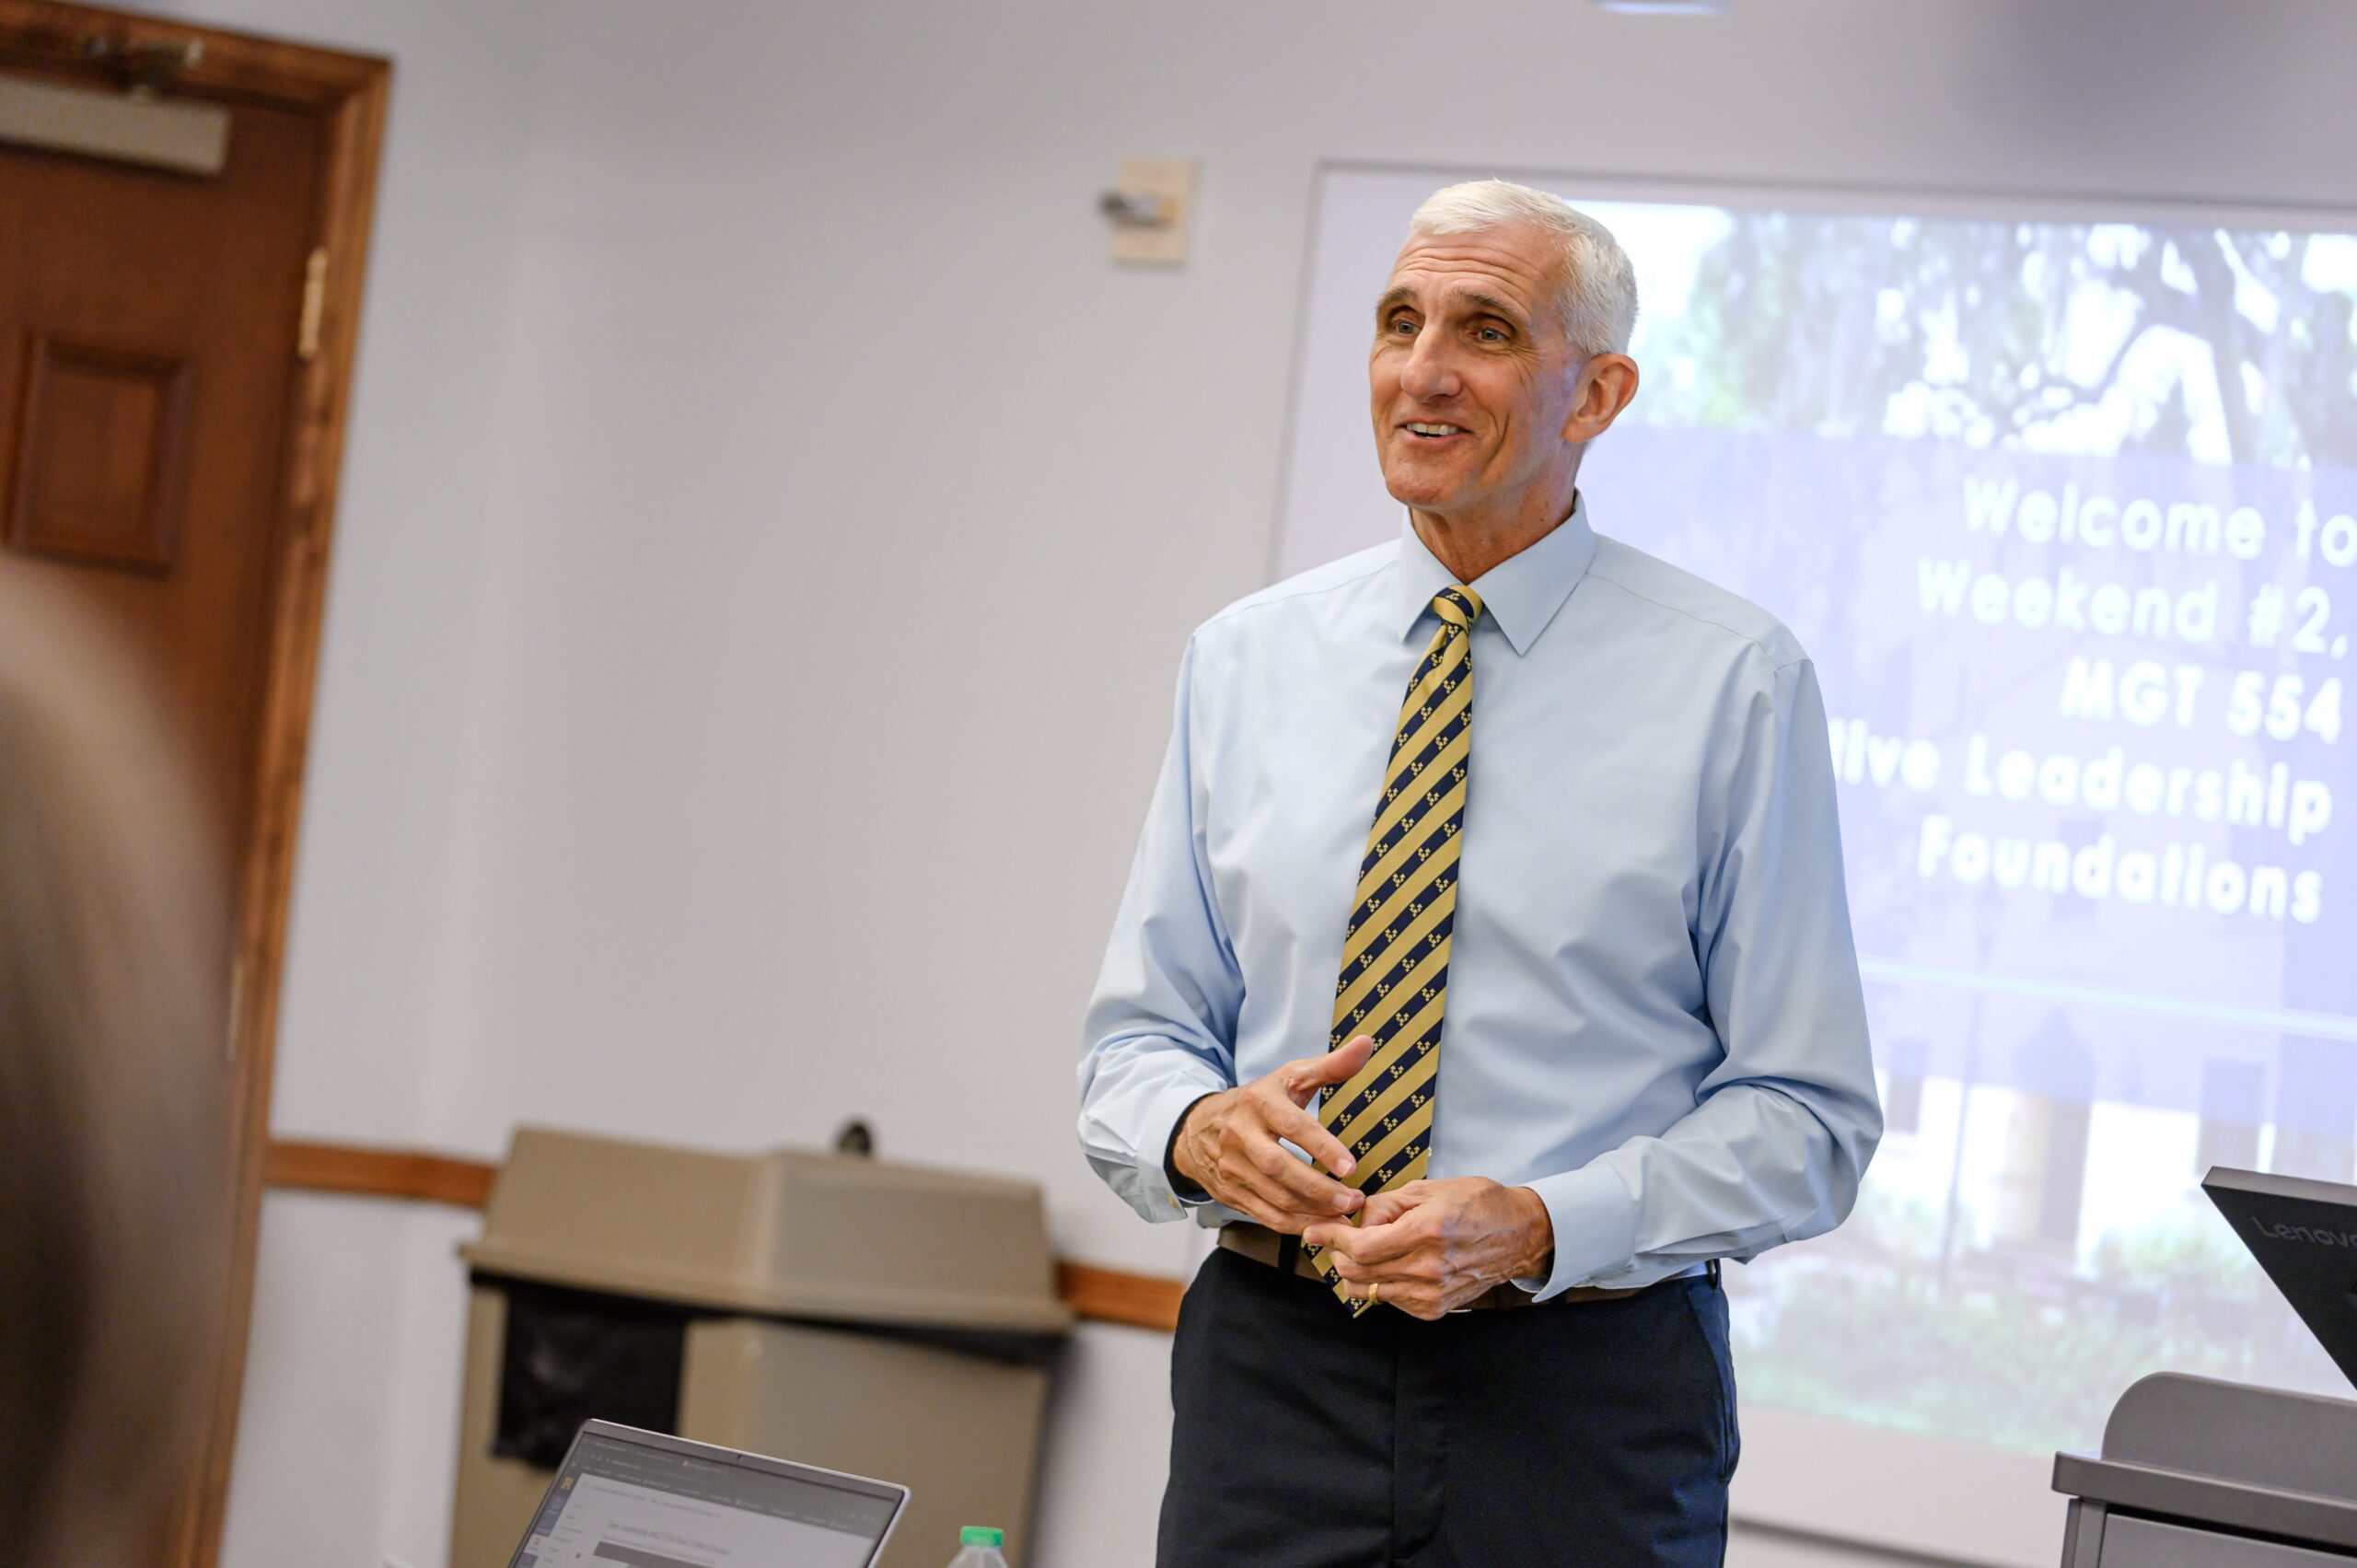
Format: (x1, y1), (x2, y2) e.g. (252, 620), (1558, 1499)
(1301, 1179), (1555, 1319)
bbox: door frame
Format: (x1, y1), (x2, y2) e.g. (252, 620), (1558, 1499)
(0, 6), (389, 1563)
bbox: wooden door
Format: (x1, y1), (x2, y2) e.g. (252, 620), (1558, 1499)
(0, 6), (386, 1563)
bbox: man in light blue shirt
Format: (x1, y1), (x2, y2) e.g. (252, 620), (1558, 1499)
(1080, 180), (1880, 1567)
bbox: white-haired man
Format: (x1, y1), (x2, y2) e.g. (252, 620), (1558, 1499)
(1080, 180), (1881, 1565)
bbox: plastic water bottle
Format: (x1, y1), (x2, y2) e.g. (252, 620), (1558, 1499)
(948, 1524), (1010, 1566)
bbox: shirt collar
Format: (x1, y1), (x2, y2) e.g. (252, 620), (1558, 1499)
(1392, 494), (1598, 656)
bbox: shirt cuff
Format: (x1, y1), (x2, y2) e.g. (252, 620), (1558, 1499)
(1515, 1160), (1641, 1301)
(1162, 1091), (1222, 1206)
(1139, 1077), (1228, 1216)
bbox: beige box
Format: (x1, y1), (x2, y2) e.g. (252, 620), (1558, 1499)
(449, 1127), (1071, 1568)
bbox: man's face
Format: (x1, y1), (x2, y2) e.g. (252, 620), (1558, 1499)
(1369, 224), (1589, 525)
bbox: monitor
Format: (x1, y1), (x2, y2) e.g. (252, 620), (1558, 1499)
(506, 1420), (909, 1568)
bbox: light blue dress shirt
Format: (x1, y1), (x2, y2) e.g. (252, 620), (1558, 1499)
(1078, 501), (1882, 1300)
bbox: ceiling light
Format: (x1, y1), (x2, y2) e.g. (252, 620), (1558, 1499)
(1593, 0), (1729, 14)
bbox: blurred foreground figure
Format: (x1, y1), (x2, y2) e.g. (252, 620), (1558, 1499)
(0, 579), (226, 1563)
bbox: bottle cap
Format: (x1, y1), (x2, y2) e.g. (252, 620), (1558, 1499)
(960, 1526), (1006, 1547)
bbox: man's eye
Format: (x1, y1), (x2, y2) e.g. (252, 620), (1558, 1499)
(1476, 325), (1506, 343)
(1389, 317), (1418, 334)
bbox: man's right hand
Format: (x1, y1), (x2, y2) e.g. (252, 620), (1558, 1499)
(1170, 1035), (1376, 1233)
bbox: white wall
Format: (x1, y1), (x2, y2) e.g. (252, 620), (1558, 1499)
(176, 0), (2357, 1563)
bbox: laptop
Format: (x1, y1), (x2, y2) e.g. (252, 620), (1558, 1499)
(505, 1419), (910, 1568)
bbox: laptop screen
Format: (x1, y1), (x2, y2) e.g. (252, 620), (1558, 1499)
(510, 1428), (903, 1568)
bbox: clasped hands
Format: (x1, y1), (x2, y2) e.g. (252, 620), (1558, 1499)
(1171, 1035), (1554, 1319)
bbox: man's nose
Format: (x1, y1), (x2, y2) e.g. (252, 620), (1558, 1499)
(1399, 332), (1460, 402)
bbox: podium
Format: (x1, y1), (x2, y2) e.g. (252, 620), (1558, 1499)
(2054, 1168), (2357, 1564)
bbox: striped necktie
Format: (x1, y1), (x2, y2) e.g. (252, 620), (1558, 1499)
(1308, 584), (1483, 1315)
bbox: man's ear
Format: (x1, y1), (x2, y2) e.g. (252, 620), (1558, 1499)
(1562, 354), (1640, 443)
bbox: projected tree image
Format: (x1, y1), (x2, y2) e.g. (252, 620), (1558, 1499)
(1633, 213), (2357, 470)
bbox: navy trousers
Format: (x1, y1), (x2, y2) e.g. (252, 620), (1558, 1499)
(1157, 1247), (1738, 1567)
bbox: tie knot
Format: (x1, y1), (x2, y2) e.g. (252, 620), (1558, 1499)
(1434, 586), (1483, 631)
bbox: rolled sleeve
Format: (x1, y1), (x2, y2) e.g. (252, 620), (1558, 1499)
(1083, 1065), (1232, 1217)
(1078, 637), (1246, 1222)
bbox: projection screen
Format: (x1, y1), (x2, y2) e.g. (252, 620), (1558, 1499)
(1275, 165), (2357, 1563)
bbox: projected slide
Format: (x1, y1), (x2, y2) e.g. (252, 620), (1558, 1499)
(1278, 169), (2357, 1454)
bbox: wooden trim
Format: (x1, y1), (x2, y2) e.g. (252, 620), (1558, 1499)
(202, 26), (389, 1565)
(261, 1139), (1191, 1333)
(264, 1138), (498, 1210)
(0, 3), (386, 107)
(1054, 1260), (1184, 1333)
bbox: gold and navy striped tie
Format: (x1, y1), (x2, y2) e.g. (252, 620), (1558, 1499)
(1308, 584), (1483, 1314)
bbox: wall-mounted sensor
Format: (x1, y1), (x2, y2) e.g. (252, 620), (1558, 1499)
(1102, 157), (1195, 266)
(1099, 191), (1170, 227)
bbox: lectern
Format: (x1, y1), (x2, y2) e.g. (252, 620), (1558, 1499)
(2054, 1167), (2357, 1564)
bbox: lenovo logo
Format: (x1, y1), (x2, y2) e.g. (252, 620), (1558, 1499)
(2251, 1216), (2357, 1249)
